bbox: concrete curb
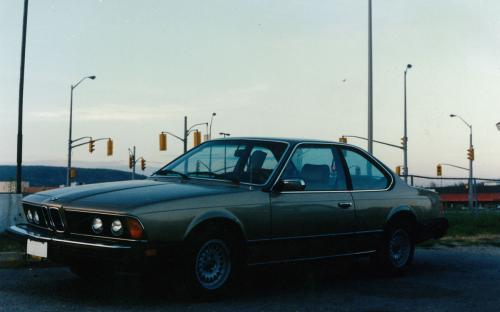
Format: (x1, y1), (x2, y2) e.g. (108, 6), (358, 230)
(0, 251), (52, 268)
(0, 251), (26, 268)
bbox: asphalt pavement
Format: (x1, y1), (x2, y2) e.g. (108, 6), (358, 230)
(0, 246), (499, 312)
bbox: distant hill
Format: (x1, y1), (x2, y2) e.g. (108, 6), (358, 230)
(0, 165), (146, 187)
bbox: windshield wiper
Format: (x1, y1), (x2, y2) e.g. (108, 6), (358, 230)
(154, 169), (189, 179)
(186, 171), (240, 185)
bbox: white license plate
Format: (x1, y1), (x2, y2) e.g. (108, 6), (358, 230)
(27, 239), (48, 258)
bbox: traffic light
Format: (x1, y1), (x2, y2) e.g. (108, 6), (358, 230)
(339, 136), (347, 143)
(140, 158), (146, 171)
(193, 131), (202, 147)
(70, 168), (77, 179)
(128, 154), (134, 169)
(107, 139), (113, 156)
(88, 140), (95, 153)
(437, 164), (442, 176)
(395, 166), (401, 176)
(467, 148), (475, 160)
(159, 133), (167, 151)
(400, 137), (406, 146)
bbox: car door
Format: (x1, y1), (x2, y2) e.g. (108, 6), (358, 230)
(269, 143), (357, 261)
(339, 146), (394, 251)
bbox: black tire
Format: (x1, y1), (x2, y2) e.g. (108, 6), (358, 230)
(375, 221), (415, 275)
(69, 262), (115, 281)
(181, 227), (241, 300)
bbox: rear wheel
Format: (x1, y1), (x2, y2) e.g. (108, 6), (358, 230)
(375, 222), (415, 275)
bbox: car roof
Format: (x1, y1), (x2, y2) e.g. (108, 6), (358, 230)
(210, 137), (341, 145)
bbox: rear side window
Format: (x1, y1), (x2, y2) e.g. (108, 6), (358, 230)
(341, 148), (390, 190)
(282, 145), (348, 191)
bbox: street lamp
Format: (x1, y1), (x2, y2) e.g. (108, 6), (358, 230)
(67, 75), (96, 186)
(403, 64), (412, 183)
(367, 0), (373, 154)
(209, 112), (216, 140)
(219, 132), (230, 138)
(450, 113), (474, 211)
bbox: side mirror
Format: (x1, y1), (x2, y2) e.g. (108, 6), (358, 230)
(277, 179), (306, 192)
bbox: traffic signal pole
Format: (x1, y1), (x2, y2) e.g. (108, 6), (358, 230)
(450, 114), (475, 211)
(67, 85), (74, 186)
(403, 64), (412, 183)
(67, 136), (111, 185)
(66, 75), (96, 186)
(469, 127), (474, 211)
(184, 116), (188, 153)
(132, 146), (136, 180)
(160, 116), (208, 154)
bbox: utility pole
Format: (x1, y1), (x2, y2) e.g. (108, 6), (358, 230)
(367, 0), (373, 154)
(16, 0), (29, 194)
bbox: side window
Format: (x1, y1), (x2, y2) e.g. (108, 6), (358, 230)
(282, 145), (347, 191)
(341, 148), (390, 190)
(241, 146), (280, 184)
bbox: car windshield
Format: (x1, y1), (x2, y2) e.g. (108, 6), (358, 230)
(155, 140), (288, 185)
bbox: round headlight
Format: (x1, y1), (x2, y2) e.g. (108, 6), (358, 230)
(26, 210), (33, 222)
(111, 219), (123, 236)
(92, 217), (103, 234)
(33, 211), (40, 224)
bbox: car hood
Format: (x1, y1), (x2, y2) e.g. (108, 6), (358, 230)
(24, 179), (247, 214)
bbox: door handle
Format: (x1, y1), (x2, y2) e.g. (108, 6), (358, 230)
(338, 202), (352, 209)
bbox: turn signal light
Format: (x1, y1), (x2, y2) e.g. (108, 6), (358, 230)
(127, 218), (144, 239)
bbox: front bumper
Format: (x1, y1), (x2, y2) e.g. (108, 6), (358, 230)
(7, 224), (152, 269)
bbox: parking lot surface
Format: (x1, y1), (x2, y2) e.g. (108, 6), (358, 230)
(0, 246), (499, 312)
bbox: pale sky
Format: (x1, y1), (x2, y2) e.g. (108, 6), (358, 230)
(1, 0), (500, 179)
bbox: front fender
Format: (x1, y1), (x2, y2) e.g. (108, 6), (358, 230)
(183, 208), (247, 241)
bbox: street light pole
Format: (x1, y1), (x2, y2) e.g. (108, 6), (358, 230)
(67, 75), (96, 186)
(450, 114), (474, 211)
(16, 0), (29, 194)
(183, 116), (188, 153)
(209, 112), (216, 140)
(403, 64), (412, 183)
(367, 0), (373, 154)
(219, 132), (230, 138)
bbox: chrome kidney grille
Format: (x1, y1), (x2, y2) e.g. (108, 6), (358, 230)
(23, 203), (65, 232)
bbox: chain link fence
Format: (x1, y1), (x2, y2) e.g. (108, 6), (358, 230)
(403, 174), (500, 209)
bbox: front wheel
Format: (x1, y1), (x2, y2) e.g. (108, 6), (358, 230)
(375, 223), (415, 275)
(182, 230), (240, 300)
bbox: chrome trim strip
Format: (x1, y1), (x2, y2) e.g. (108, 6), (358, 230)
(69, 232), (148, 243)
(247, 229), (384, 243)
(271, 141), (394, 193)
(248, 250), (377, 266)
(8, 225), (133, 249)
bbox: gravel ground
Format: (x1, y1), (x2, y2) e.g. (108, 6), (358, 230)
(0, 246), (499, 312)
